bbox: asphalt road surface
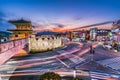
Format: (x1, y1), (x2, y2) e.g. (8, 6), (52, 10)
(1, 41), (120, 80)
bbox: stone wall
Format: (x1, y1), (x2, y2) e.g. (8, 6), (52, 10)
(0, 39), (28, 53)
(0, 38), (28, 64)
(29, 36), (63, 52)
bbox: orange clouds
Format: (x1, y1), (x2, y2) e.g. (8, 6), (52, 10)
(32, 21), (113, 32)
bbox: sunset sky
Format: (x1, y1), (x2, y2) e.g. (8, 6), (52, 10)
(0, 0), (120, 32)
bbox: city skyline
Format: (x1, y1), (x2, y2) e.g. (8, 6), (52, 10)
(0, 0), (120, 32)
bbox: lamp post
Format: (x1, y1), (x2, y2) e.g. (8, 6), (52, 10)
(73, 70), (76, 78)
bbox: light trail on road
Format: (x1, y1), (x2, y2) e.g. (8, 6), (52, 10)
(0, 70), (119, 80)
(6, 42), (83, 65)
(0, 42), (120, 80)
(0, 70), (89, 77)
(1, 42), (83, 71)
(0, 42), (102, 80)
(0, 42), (98, 72)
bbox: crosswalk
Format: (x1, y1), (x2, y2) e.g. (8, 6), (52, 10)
(57, 50), (85, 65)
(90, 71), (120, 80)
(97, 57), (120, 71)
(69, 55), (85, 64)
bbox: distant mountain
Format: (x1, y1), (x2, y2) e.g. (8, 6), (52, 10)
(0, 30), (12, 33)
(0, 31), (12, 37)
(36, 31), (57, 36)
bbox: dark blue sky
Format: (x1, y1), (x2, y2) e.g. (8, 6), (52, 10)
(0, 0), (120, 31)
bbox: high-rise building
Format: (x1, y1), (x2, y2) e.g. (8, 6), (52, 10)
(8, 19), (33, 40)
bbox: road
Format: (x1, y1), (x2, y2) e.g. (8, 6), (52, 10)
(0, 42), (87, 80)
(76, 42), (120, 80)
(0, 41), (120, 80)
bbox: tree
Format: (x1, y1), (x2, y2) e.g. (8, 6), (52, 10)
(67, 77), (84, 80)
(38, 72), (61, 80)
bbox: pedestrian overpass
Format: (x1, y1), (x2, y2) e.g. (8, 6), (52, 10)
(0, 38), (29, 65)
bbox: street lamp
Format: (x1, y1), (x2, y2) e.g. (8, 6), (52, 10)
(73, 70), (76, 78)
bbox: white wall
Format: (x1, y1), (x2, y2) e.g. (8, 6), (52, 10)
(29, 36), (63, 52)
